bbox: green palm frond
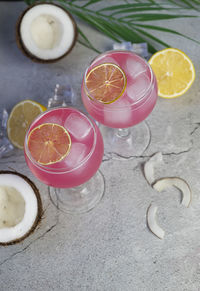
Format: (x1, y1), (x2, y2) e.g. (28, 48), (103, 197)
(24, 0), (200, 53)
(77, 27), (101, 53)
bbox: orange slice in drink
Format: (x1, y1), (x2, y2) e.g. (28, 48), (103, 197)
(27, 123), (71, 165)
(85, 63), (127, 104)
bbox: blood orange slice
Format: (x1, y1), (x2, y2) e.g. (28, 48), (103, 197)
(27, 123), (71, 165)
(85, 63), (127, 104)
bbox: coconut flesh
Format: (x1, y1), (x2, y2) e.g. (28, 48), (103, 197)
(19, 4), (77, 61)
(0, 173), (39, 244)
(147, 204), (165, 239)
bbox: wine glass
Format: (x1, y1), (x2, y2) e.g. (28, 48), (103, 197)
(81, 50), (158, 158)
(24, 107), (104, 214)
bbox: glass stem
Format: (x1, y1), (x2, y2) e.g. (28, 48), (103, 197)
(116, 128), (130, 138)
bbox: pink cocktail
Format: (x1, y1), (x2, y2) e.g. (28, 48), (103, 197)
(24, 107), (104, 214)
(81, 50), (158, 156)
(82, 50), (157, 128)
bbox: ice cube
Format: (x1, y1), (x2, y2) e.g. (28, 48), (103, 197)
(47, 84), (74, 108)
(0, 137), (14, 158)
(93, 55), (119, 68)
(0, 109), (14, 157)
(126, 58), (147, 78)
(127, 74), (150, 102)
(64, 113), (92, 141)
(104, 98), (132, 127)
(113, 41), (132, 51)
(113, 42), (149, 59)
(65, 142), (88, 169)
(40, 114), (62, 125)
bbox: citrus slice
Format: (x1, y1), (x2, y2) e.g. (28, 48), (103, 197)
(148, 48), (195, 98)
(27, 123), (71, 165)
(85, 63), (127, 104)
(7, 100), (46, 149)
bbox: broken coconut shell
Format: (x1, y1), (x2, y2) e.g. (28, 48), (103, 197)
(16, 3), (78, 63)
(0, 171), (42, 246)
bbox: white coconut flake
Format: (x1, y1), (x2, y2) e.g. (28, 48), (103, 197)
(144, 152), (163, 185)
(153, 177), (192, 208)
(0, 174), (38, 244)
(147, 204), (165, 239)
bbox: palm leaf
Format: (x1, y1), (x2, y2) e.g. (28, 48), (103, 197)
(132, 23), (200, 45)
(131, 26), (170, 48)
(111, 7), (182, 17)
(165, 0), (200, 9)
(24, 0), (200, 53)
(82, 0), (103, 8)
(101, 20), (157, 52)
(77, 27), (100, 53)
(99, 3), (156, 12)
(67, 7), (121, 42)
(120, 13), (197, 21)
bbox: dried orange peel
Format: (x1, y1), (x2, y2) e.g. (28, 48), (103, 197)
(28, 123), (71, 165)
(85, 63), (127, 104)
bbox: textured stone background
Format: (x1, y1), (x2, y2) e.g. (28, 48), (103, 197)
(0, 2), (200, 291)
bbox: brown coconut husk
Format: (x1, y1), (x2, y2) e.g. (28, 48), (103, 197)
(0, 171), (42, 246)
(16, 2), (78, 63)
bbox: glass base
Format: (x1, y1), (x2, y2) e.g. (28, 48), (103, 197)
(49, 171), (105, 214)
(100, 121), (150, 158)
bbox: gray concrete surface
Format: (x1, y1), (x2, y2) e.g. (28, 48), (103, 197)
(0, 2), (200, 291)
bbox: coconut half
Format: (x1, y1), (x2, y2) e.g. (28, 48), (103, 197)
(16, 3), (77, 62)
(0, 171), (42, 245)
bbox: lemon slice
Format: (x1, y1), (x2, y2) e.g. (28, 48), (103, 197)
(28, 123), (71, 165)
(7, 100), (46, 149)
(148, 48), (195, 98)
(85, 63), (127, 104)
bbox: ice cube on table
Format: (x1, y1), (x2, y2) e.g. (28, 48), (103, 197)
(104, 98), (132, 127)
(113, 42), (149, 59)
(113, 41), (133, 51)
(48, 84), (74, 108)
(0, 137), (14, 158)
(1, 109), (8, 130)
(126, 58), (148, 78)
(0, 109), (14, 158)
(127, 74), (150, 102)
(65, 142), (88, 169)
(64, 113), (92, 141)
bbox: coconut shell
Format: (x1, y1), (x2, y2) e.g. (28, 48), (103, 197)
(16, 3), (78, 63)
(0, 170), (42, 246)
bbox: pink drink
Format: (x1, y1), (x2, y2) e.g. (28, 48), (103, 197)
(81, 50), (158, 128)
(24, 107), (104, 188)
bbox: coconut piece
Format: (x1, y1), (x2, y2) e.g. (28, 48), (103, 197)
(16, 3), (77, 63)
(147, 204), (165, 239)
(153, 177), (192, 208)
(144, 152), (163, 185)
(0, 186), (25, 228)
(0, 171), (42, 245)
